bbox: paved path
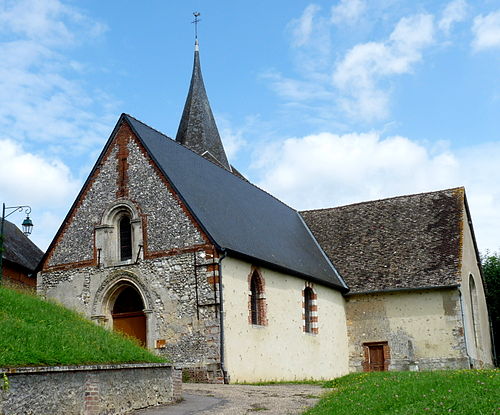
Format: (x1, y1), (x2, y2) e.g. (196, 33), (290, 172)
(131, 383), (329, 415)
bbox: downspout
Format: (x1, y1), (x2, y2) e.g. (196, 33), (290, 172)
(458, 288), (473, 368)
(489, 316), (497, 367)
(218, 249), (228, 383)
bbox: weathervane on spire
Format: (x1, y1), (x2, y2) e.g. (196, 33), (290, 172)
(192, 12), (201, 41)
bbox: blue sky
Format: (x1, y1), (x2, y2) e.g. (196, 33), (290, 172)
(1, 0), (499, 254)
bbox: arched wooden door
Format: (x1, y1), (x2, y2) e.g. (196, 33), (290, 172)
(112, 285), (146, 347)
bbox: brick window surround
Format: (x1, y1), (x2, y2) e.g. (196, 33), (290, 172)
(302, 283), (318, 334)
(248, 268), (267, 326)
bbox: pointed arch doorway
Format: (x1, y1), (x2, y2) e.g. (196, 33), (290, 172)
(111, 285), (147, 347)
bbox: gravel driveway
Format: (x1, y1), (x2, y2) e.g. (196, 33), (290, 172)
(131, 383), (330, 415)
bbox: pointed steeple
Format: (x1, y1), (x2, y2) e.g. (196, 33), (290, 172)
(175, 39), (231, 171)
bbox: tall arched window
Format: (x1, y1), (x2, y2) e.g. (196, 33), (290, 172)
(303, 285), (318, 334)
(304, 287), (313, 333)
(249, 271), (266, 326)
(469, 274), (481, 347)
(119, 215), (132, 261)
(96, 201), (143, 267)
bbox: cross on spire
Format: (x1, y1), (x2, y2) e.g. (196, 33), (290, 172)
(192, 12), (201, 41)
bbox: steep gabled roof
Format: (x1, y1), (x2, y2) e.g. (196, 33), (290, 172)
(301, 188), (466, 294)
(175, 41), (231, 171)
(125, 114), (346, 291)
(2, 220), (44, 273)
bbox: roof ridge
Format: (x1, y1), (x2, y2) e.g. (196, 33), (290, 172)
(124, 113), (231, 170)
(301, 186), (465, 214)
(123, 113), (297, 212)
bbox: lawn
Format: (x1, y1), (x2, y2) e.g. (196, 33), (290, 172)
(0, 286), (166, 367)
(305, 370), (499, 415)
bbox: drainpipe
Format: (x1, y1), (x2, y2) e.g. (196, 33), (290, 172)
(218, 249), (228, 384)
(458, 289), (473, 368)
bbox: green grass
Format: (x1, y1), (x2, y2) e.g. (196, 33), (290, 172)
(236, 379), (324, 386)
(304, 370), (499, 415)
(0, 286), (166, 367)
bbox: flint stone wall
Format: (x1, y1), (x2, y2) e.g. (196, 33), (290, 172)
(39, 251), (221, 369)
(47, 125), (205, 269)
(0, 363), (181, 415)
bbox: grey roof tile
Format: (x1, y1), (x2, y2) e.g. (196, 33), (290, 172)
(2, 219), (44, 272)
(301, 188), (464, 293)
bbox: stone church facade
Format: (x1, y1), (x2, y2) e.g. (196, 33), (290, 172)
(37, 41), (493, 383)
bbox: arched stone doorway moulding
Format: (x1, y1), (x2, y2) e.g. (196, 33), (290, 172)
(91, 271), (154, 348)
(95, 199), (144, 267)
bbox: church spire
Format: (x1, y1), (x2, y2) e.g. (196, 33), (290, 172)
(175, 14), (230, 171)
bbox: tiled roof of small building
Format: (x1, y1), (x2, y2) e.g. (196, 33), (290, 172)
(300, 188), (465, 294)
(2, 220), (44, 273)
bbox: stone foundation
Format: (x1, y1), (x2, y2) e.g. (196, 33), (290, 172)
(0, 363), (181, 415)
(182, 363), (225, 384)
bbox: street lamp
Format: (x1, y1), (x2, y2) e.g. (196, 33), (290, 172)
(0, 203), (34, 285)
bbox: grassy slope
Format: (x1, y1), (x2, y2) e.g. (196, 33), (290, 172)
(305, 370), (499, 415)
(0, 287), (166, 367)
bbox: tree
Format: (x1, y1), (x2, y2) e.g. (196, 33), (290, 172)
(481, 252), (500, 366)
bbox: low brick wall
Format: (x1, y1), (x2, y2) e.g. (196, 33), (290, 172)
(0, 363), (181, 415)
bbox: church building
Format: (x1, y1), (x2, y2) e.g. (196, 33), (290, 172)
(37, 40), (493, 383)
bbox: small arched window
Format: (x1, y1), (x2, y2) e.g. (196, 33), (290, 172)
(119, 215), (132, 261)
(249, 271), (266, 326)
(304, 287), (313, 333)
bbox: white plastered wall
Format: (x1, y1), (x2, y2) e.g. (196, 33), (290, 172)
(221, 256), (349, 383)
(459, 204), (494, 367)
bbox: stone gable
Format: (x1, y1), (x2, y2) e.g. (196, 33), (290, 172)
(43, 122), (208, 271)
(47, 145), (119, 268)
(126, 138), (206, 254)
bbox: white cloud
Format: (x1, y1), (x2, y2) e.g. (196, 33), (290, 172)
(289, 4), (321, 47)
(0, 0), (114, 250)
(0, 139), (79, 205)
(0, 0), (106, 47)
(255, 131), (457, 209)
(217, 116), (248, 161)
(0, 138), (81, 250)
(331, 0), (366, 25)
(438, 0), (467, 34)
(333, 14), (435, 120)
(0, 0), (115, 152)
(254, 131), (500, 252)
(472, 10), (500, 51)
(456, 141), (500, 253)
(261, 70), (333, 102)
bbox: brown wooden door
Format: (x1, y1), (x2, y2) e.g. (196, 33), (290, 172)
(368, 345), (385, 371)
(112, 311), (146, 347)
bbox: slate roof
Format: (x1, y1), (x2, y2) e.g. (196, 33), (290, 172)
(2, 220), (44, 273)
(300, 188), (466, 294)
(175, 41), (231, 171)
(124, 114), (347, 291)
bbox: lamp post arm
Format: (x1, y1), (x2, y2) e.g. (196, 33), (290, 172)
(0, 203), (5, 285)
(0, 203), (33, 285)
(3, 205), (31, 220)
